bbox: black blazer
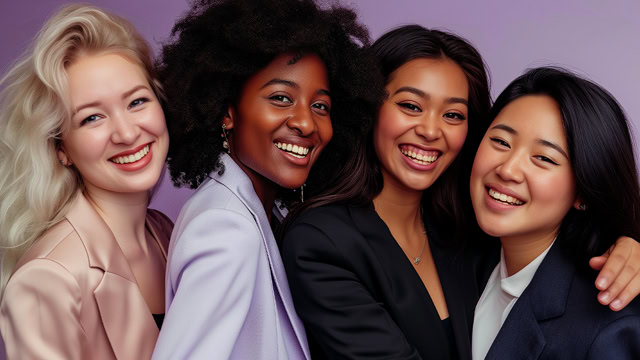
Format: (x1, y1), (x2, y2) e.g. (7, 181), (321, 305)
(282, 204), (496, 360)
(482, 240), (640, 360)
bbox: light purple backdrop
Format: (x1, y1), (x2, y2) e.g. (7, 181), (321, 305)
(1, 0), (638, 221)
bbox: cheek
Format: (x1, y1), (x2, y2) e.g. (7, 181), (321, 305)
(531, 170), (576, 211)
(317, 118), (333, 150)
(444, 123), (468, 155)
(374, 105), (405, 156)
(470, 142), (493, 195)
(64, 130), (108, 164)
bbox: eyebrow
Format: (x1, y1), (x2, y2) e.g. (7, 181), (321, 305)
(490, 124), (569, 159)
(393, 86), (468, 106)
(73, 85), (150, 114)
(537, 139), (569, 159)
(261, 78), (330, 96)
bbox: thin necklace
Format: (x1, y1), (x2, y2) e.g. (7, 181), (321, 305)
(413, 225), (427, 265)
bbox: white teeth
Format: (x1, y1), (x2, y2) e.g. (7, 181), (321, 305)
(111, 144), (150, 165)
(488, 188), (524, 205)
(401, 148), (438, 165)
(274, 142), (310, 157)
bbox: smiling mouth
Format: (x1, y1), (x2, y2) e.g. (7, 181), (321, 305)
(487, 187), (525, 206)
(275, 142), (310, 159)
(109, 144), (151, 164)
(399, 145), (440, 165)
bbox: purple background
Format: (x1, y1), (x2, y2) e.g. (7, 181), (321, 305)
(1, 0), (638, 221)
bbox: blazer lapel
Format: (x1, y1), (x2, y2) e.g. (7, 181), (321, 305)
(349, 205), (451, 359)
(484, 296), (546, 360)
(212, 154), (310, 359)
(65, 193), (158, 359)
(429, 234), (473, 360)
(485, 242), (574, 360)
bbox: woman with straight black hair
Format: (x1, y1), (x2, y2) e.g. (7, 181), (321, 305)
(282, 25), (640, 360)
(470, 67), (640, 359)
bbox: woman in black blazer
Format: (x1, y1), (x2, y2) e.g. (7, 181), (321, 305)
(469, 67), (640, 359)
(282, 26), (640, 360)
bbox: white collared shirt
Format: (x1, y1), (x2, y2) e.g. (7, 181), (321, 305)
(471, 242), (555, 359)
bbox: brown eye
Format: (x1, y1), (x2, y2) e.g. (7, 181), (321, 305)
(269, 94), (293, 104)
(489, 137), (510, 148)
(396, 102), (421, 112)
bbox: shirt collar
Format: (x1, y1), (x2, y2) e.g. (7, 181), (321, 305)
(499, 238), (556, 298)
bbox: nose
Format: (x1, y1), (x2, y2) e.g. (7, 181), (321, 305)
(286, 104), (316, 137)
(495, 151), (525, 183)
(110, 111), (140, 145)
(415, 112), (442, 142)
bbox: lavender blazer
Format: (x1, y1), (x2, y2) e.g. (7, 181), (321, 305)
(153, 154), (309, 360)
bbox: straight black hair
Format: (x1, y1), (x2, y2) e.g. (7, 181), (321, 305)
(491, 67), (640, 268)
(285, 25), (492, 246)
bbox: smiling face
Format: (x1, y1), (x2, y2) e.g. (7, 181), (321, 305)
(374, 58), (469, 193)
(470, 95), (577, 242)
(226, 53), (332, 190)
(59, 53), (169, 196)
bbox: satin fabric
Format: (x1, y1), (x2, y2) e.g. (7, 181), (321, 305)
(0, 193), (173, 360)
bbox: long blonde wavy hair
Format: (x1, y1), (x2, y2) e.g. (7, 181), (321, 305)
(0, 4), (164, 296)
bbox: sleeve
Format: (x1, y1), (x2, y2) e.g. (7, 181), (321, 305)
(152, 209), (262, 360)
(586, 315), (640, 359)
(0, 259), (88, 360)
(282, 222), (422, 360)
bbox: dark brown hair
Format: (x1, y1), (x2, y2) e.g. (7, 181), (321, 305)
(286, 25), (492, 246)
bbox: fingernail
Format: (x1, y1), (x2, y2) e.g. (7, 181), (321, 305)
(599, 292), (610, 303)
(611, 299), (622, 310)
(597, 278), (608, 289)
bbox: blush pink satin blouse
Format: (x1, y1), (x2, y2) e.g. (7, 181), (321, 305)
(0, 193), (172, 360)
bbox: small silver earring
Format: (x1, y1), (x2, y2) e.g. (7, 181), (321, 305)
(59, 159), (66, 166)
(579, 203), (586, 210)
(300, 183), (305, 203)
(221, 124), (230, 154)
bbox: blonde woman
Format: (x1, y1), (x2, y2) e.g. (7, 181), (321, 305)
(0, 5), (172, 359)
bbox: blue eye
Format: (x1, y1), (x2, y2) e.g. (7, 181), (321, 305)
(489, 137), (510, 148)
(80, 114), (102, 126)
(128, 98), (149, 110)
(396, 102), (421, 112)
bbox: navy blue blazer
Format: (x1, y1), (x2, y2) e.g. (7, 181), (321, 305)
(483, 241), (640, 359)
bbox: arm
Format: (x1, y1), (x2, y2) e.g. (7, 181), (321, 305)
(586, 315), (640, 359)
(152, 209), (261, 360)
(283, 222), (422, 360)
(0, 259), (88, 360)
(590, 236), (640, 310)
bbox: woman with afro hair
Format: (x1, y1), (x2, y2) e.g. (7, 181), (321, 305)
(152, 0), (383, 359)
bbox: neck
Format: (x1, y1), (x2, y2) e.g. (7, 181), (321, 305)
(230, 154), (277, 221)
(83, 184), (149, 250)
(373, 170), (424, 242)
(500, 227), (559, 276)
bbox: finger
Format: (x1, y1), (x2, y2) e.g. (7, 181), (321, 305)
(589, 256), (607, 271)
(609, 275), (640, 311)
(594, 239), (632, 290)
(597, 250), (640, 306)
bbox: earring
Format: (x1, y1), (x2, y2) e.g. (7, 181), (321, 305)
(59, 159), (66, 166)
(300, 183), (306, 203)
(579, 203), (587, 211)
(221, 124), (230, 154)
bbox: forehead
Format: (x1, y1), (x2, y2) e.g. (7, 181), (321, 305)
(244, 53), (329, 90)
(66, 53), (148, 104)
(492, 95), (567, 145)
(386, 58), (468, 98)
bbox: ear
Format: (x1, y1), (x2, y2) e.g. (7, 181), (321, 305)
(223, 105), (236, 130)
(56, 145), (72, 166)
